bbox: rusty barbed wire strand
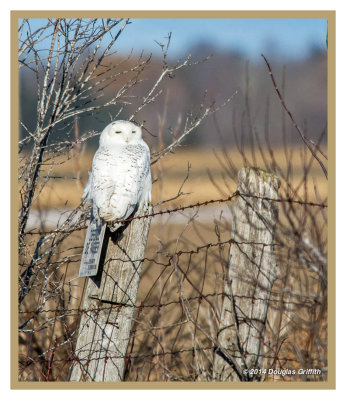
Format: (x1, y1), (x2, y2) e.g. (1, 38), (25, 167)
(23, 190), (327, 236)
(18, 291), (319, 317)
(17, 236), (289, 273)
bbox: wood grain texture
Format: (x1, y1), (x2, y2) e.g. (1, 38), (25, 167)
(213, 167), (280, 381)
(70, 204), (152, 381)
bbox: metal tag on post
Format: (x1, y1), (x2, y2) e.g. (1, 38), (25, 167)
(79, 211), (106, 277)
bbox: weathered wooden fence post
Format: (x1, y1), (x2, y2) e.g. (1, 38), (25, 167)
(213, 167), (280, 381)
(70, 204), (152, 382)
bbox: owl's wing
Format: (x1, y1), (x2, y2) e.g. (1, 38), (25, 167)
(108, 144), (151, 221)
(137, 147), (152, 206)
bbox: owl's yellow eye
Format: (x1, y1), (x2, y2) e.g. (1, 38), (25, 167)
(132, 130), (136, 134)
(115, 130), (121, 134)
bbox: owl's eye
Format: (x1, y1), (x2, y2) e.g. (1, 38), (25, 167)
(132, 130), (136, 134)
(115, 130), (121, 134)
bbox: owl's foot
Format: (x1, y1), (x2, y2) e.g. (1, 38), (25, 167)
(109, 221), (124, 232)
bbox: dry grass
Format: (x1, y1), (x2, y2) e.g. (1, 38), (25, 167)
(19, 145), (328, 382)
(19, 213), (327, 381)
(30, 146), (327, 210)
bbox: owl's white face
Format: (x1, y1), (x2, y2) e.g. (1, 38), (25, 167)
(99, 120), (142, 148)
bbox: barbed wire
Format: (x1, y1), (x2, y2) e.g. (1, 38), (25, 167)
(18, 226), (327, 381)
(18, 292), (320, 318)
(23, 190), (327, 236)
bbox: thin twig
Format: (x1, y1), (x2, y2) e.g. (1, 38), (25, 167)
(261, 54), (328, 179)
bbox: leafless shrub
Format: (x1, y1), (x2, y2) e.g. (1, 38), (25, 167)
(17, 18), (327, 383)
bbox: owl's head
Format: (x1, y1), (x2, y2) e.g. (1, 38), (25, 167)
(99, 120), (142, 148)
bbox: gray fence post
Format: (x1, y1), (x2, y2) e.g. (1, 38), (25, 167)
(70, 204), (152, 382)
(213, 167), (280, 381)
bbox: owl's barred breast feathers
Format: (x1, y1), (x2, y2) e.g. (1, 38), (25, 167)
(83, 120), (152, 227)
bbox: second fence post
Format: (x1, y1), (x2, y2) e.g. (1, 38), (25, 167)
(70, 204), (152, 382)
(213, 167), (280, 381)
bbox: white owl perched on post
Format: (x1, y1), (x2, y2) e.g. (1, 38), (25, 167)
(79, 120), (152, 277)
(83, 120), (152, 225)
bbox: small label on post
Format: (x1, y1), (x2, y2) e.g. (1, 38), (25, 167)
(79, 212), (106, 277)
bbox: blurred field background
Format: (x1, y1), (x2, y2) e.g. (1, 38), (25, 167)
(31, 146), (327, 211)
(18, 17), (328, 382)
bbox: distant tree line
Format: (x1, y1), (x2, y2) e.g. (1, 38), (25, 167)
(19, 40), (327, 149)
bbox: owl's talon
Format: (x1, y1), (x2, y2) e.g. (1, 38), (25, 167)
(110, 221), (123, 232)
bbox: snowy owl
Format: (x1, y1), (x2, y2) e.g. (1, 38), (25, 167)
(83, 120), (152, 231)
